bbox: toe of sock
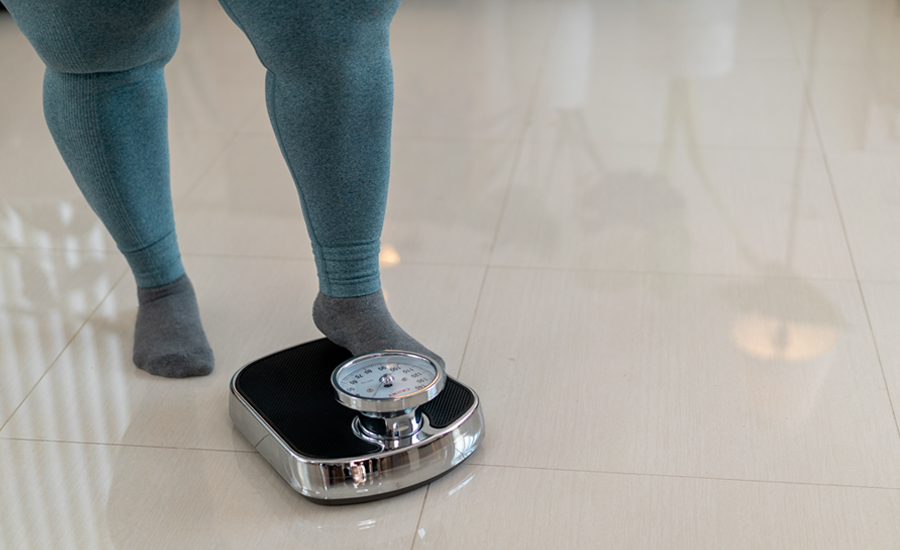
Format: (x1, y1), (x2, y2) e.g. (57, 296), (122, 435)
(134, 348), (214, 378)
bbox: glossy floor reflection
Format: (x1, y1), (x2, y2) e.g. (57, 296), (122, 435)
(3, 0), (900, 548)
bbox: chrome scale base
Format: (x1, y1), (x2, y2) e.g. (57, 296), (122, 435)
(229, 338), (484, 505)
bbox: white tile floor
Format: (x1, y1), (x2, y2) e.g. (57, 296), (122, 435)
(2, 0), (900, 548)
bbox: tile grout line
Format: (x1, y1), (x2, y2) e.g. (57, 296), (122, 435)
(0, 268), (130, 435)
(7, 247), (897, 284)
(172, 129), (242, 201)
(2, 433), (897, 494)
(467, 462), (900, 493)
(408, 485), (430, 550)
(234, 97), (268, 133)
(221, 130), (532, 144)
(0, 436), (258, 455)
(851, 281), (900, 442)
(390, 138), (825, 151)
(795, 11), (900, 447)
(479, 263), (862, 283)
(8, 247), (900, 285)
(392, 136), (523, 144)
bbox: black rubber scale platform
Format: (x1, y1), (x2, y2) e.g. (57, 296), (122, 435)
(233, 338), (475, 460)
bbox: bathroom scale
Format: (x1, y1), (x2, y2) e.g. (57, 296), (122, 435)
(229, 338), (484, 505)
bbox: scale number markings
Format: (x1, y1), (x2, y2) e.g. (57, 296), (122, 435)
(339, 361), (437, 400)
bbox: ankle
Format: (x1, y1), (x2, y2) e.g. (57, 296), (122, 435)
(137, 273), (192, 304)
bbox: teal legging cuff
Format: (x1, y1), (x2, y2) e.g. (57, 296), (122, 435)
(312, 240), (382, 297)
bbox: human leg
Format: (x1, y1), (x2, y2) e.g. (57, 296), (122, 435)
(4, 0), (213, 377)
(218, 0), (443, 364)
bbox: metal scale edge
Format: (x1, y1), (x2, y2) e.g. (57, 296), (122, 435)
(229, 365), (485, 504)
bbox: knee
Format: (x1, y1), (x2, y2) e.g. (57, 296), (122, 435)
(9, 1), (180, 75)
(228, 0), (401, 78)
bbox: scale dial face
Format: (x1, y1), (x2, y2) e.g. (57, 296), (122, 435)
(332, 351), (444, 414)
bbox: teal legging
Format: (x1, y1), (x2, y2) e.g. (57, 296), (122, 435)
(4, 0), (399, 297)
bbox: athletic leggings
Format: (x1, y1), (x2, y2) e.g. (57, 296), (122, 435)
(4, 0), (400, 297)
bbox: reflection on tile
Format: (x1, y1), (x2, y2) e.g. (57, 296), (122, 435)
(809, 63), (900, 152)
(784, 0), (900, 69)
(787, 0), (900, 152)
(585, 0), (795, 66)
(1, 256), (483, 449)
(1, 256), (320, 450)
(0, 439), (425, 550)
(415, 464), (900, 549)
(827, 151), (900, 281)
(460, 268), (900, 486)
(0, 249), (126, 428)
(391, 0), (555, 139)
(858, 282), (900, 430)
(492, 142), (852, 279)
(0, 200), (116, 252)
(531, 62), (814, 148)
(731, 0), (798, 61)
(529, 0), (814, 148)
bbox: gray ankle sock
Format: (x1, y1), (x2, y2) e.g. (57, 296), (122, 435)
(313, 290), (445, 368)
(133, 274), (214, 378)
